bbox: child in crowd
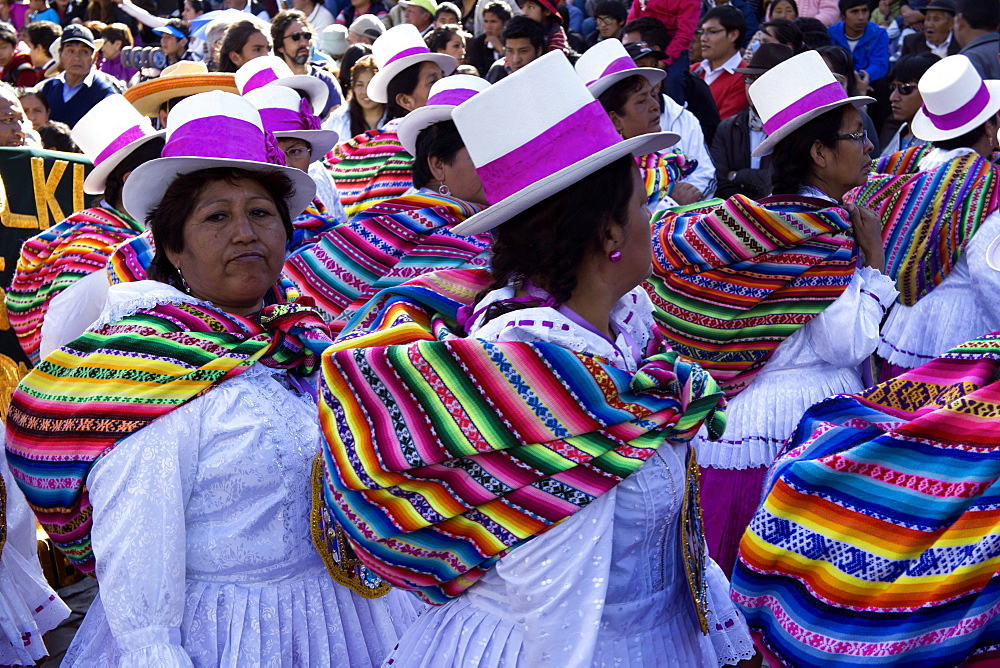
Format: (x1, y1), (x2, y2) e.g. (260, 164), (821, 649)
(26, 0), (59, 24)
(516, 0), (569, 53)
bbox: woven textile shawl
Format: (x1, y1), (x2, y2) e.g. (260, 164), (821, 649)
(283, 192), (490, 334)
(731, 332), (1000, 667)
(327, 126), (415, 219)
(638, 151), (696, 209)
(313, 267), (727, 605)
(6, 206), (143, 365)
(645, 194), (857, 397)
(288, 196), (339, 253)
(5, 286), (332, 574)
(848, 145), (999, 306)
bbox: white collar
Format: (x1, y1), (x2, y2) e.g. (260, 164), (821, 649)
(926, 31), (952, 53)
(700, 50), (742, 75)
(60, 69), (95, 88)
(918, 146), (977, 172)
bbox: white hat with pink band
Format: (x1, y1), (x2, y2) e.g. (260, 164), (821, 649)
(911, 55), (1000, 142)
(451, 51), (678, 236)
(235, 55), (329, 116)
(122, 91), (316, 224)
(574, 38), (665, 99)
(397, 75), (490, 155)
(244, 85), (339, 160)
(72, 95), (164, 195)
(366, 24), (457, 105)
(749, 50), (874, 158)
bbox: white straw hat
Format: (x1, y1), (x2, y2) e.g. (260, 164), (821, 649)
(451, 51), (678, 236)
(574, 38), (665, 99)
(397, 75), (490, 155)
(244, 86), (339, 160)
(122, 91), (316, 224)
(366, 24), (457, 105)
(234, 55), (329, 115)
(72, 95), (164, 195)
(911, 55), (1000, 142)
(748, 50), (874, 157)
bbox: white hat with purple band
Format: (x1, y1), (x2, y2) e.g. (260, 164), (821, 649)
(748, 50), (874, 157)
(451, 51), (679, 236)
(72, 94), (165, 195)
(911, 55), (1000, 143)
(244, 86), (339, 161)
(397, 75), (490, 155)
(122, 91), (316, 224)
(574, 38), (665, 99)
(235, 55), (329, 116)
(366, 24), (457, 105)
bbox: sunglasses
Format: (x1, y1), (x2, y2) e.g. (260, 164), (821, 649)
(285, 30), (313, 42)
(889, 82), (918, 95)
(595, 16), (618, 24)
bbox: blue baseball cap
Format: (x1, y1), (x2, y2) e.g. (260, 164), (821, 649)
(153, 23), (190, 40)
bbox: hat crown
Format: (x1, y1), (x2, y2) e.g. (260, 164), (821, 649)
(749, 50), (847, 133)
(160, 61), (209, 78)
(234, 55), (295, 95)
(72, 95), (156, 165)
(244, 85), (303, 114)
(574, 38), (635, 87)
(425, 74), (490, 105)
(919, 55), (985, 119)
(372, 24), (429, 70)
(164, 91), (267, 160)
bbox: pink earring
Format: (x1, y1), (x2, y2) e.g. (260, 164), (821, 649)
(609, 251), (622, 263)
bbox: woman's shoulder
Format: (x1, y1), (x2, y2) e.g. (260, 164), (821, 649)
(95, 280), (205, 328)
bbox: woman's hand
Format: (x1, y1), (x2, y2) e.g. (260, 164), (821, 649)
(844, 202), (885, 272)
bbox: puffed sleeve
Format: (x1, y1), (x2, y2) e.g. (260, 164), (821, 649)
(966, 211), (1000, 332)
(87, 400), (203, 667)
(492, 488), (616, 667)
(807, 266), (899, 367)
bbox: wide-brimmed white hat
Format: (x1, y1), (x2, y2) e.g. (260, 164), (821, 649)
(397, 75), (489, 155)
(911, 55), (1000, 142)
(244, 85), (338, 160)
(749, 50), (874, 157)
(122, 91), (316, 224)
(234, 55), (329, 115)
(574, 38), (665, 99)
(366, 24), (457, 105)
(72, 95), (164, 194)
(451, 52), (678, 236)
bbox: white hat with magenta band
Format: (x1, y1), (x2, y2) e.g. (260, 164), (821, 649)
(397, 75), (490, 155)
(244, 86), (339, 160)
(72, 94), (165, 195)
(749, 50), (874, 157)
(235, 55), (329, 115)
(366, 24), (457, 105)
(451, 51), (678, 236)
(911, 55), (1000, 142)
(574, 38), (665, 99)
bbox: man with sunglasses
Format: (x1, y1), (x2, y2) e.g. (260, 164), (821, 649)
(880, 52), (937, 156)
(271, 9), (344, 118)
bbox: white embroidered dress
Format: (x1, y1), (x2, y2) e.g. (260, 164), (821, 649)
(382, 285), (755, 667)
(63, 281), (422, 668)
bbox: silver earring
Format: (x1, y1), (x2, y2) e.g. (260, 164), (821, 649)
(176, 267), (191, 294)
(439, 183), (451, 196)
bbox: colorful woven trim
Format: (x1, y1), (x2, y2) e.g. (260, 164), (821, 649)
(312, 267), (727, 605)
(327, 128), (415, 219)
(637, 151), (696, 209)
(0, 472), (6, 561)
(5, 284), (332, 574)
(848, 145), (999, 306)
(6, 206), (143, 364)
(645, 194), (857, 397)
(731, 332), (1000, 667)
(283, 192), (490, 334)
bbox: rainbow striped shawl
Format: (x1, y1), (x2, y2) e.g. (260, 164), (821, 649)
(638, 151), (696, 209)
(312, 268), (727, 605)
(848, 145), (999, 306)
(731, 332), (1000, 667)
(327, 124), (414, 219)
(645, 195), (857, 397)
(283, 192), (490, 334)
(5, 286), (332, 574)
(6, 206), (143, 365)
(288, 196), (339, 253)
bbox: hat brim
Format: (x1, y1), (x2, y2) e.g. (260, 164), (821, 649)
(83, 132), (165, 195)
(269, 75), (330, 116)
(366, 53), (458, 104)
(587, 66), (666, 99)
(397, 104), (451, 155)
(910, 80), (1000, 142)
(272, 129), (339, 161)
(734, 65), (768, 74)
(122, 156), (317, 225)
(752, 95), (874, 157)
(452, 130), (679, 236)
(125, 74), (240, 117)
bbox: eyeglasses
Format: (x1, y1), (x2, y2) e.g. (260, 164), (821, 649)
(832, 129), (869, 144)
(695, 27), (727, 36)
(594, 16), (618, 24)
(284, 30), (313, 42)
(283, 146), (312, 159)
(888, 82), (918, 95)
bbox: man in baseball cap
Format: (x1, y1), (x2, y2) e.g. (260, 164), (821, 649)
(348, 14), (386, 44)
(37, 24), (120, 128)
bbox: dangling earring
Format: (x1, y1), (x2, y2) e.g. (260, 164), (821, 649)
(438, 182), (451, 196)
(176, 266), (191, 294)
(609, 251), (622, 263)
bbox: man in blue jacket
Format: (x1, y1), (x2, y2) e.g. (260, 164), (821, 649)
(828, 0), (890, 92)
(38, 25), (120, 128)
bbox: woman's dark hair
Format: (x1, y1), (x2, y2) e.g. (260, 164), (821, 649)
(817, 44), (856, 96)
(217, 20), (267, 73)
(598, 74), (645, 117)
(86, 0), (114, 25)
(104, 137), (164, 211)
(760, 18), (803, 52)
(338, 43), (372, 93)
(425, 24), (466, 53)
(933, 113), (1000, 151)
(385, 60), (425, 121)
(147, 167), (294, 288)
(483, 0), (512, 22)
(767, 0), (798, 19)
(479, 155), (636, 321)
(348, 55), (381, 136)
(38, 121), (79, 153)
(412, 119), (465, 189)
(890, 52), (938, 85)
(770, 104), (849, 196)
(16, 88), (48, 111)
(793, 16), (832, 49)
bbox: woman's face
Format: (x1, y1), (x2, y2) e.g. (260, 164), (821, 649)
(19, 93), (48, 129)
(182, 0), (203, 24)
(433, 146), (485, 205)
(101, 38), (122, 59)
(278, 137), (312, 171)
(769, 0), (796, 20)
(230, 31), (270, 68)
(164, 177), (288, 315)
(352, 69), (381, 111)
(609, 78), (661, 139)
(442, 32), (466, 62)
(813, 106), (874, 196)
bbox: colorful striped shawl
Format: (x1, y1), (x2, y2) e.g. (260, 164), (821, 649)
(327, 124), (415, 219)
(282, 192), (490, 335)
(644, 195), (857, 397)
(848, 145), (999, 306)
(288, 196), (339, 253)
(5, 286), (332, 574)
(731, 332), (1000, 667)
(6, 206), (143, 365)
(312, 267), (727, 605)
(638, 151), (696, 209)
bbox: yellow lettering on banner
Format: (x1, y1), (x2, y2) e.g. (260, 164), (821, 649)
(32, 157), (67, 229)
(0, 170), (38, 229)
(73, 163), (85, 213)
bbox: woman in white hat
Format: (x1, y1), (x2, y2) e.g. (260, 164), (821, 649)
(7, 91), (422, 667)
(313, 52), (754, 667)
(850, 54), (1000, 381)
(646, 49), (898, 579)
